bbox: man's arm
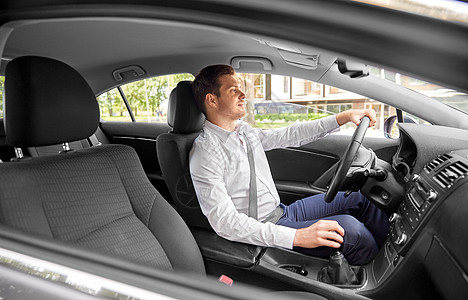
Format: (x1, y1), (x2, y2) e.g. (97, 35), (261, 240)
(254, 115), (339, 151)
(255, 109), (376, 152)
(189, 140), (297, 249)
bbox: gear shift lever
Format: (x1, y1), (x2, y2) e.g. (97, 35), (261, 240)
(317, 250), (361, 285)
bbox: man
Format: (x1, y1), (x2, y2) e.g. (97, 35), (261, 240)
(189, 64), (389, 265)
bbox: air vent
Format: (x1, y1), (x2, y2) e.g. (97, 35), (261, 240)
(433, 161), (468, 189)
(425, 154), (452, 172)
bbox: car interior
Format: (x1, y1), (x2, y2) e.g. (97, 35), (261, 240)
(1, 1), (468, 300)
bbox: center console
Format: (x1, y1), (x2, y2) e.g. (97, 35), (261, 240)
(373, 150), (468, 284)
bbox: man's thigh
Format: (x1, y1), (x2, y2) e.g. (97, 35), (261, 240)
(281, 191), (367, 222)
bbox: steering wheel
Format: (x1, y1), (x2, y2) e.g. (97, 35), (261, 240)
(324, 116), (370, 203)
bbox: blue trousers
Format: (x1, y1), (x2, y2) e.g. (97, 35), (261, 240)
(276, 191), (389, 265)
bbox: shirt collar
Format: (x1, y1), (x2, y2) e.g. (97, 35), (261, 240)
(204, 119), (245, 144)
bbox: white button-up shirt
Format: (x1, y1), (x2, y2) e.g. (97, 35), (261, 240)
(189, 115), (339, 249)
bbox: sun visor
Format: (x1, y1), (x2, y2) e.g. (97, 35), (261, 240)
(277, 49), (319, 70)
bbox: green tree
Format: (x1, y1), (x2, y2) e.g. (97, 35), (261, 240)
(121, 80), (146, 116)
(147, 73), (194, 117)
(169, 73), (194, 90)
(146, 76), (168, 116)
(97, 90), (114, 117)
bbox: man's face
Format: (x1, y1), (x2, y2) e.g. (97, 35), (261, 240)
(213, 74), (246, 121)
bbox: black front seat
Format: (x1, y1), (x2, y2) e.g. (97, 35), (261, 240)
(156, 80), (210, 228)
(0, 56), (205, 274)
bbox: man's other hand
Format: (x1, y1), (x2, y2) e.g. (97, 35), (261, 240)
(293, 220), (345, 249)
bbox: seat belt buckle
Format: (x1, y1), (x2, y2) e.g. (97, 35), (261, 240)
(218, 275), (233, 286)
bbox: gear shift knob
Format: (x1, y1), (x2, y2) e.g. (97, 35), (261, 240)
(318, 250), (361, 285)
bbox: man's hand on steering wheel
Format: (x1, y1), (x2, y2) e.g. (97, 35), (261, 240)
(335, 109), (377, 127)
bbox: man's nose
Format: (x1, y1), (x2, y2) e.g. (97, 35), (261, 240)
(239, 90), (246, 99)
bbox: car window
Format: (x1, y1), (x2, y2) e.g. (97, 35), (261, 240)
(97, 88), (132, 122)
(239, 73), (410, 138)
(97, 73), (194, 122)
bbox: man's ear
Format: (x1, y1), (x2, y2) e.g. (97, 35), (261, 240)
(205, 93), (217, 109)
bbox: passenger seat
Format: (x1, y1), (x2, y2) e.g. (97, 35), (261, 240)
(0, 56), (205, 274)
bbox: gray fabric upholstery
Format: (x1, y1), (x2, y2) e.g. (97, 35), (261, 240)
(0, 56), (205, 274)
(0, 144), (205, 273)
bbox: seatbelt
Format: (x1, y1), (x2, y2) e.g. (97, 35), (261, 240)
(88, 134), (102, 146)
(244, 134), (258, 220)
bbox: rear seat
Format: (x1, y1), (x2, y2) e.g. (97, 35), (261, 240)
(1, 118), (109, 161)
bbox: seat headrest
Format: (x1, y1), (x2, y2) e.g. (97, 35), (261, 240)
(168, 81), (205, 134)
(4, 56), (100, 147)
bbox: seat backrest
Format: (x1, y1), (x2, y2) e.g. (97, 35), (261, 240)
(156, 81), (211, 228)
(0, 56), (204, 274)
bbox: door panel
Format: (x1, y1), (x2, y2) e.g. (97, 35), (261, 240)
(100, 121), (173, 202)
(267, 134), (400, 204)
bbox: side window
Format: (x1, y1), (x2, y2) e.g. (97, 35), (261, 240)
(97, 73), (194, 123)
(239, 73), (424, 138)
(97, 88), (131, 122)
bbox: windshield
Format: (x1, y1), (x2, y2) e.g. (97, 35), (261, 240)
(401, 79), (468, 115)
(368, 67), (468, 115)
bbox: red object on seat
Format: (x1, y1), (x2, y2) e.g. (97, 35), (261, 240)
(218, 275), (233, 286)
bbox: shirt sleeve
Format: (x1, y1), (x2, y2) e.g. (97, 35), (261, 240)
(255, 115), (339, 151)
(189, 139), (296, 249)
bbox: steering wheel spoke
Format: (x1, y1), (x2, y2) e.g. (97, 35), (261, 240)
(324, 116), (371, 203)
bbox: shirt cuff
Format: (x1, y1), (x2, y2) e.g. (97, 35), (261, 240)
(274, 226), (297, 249)
(322, 115), (340, 133)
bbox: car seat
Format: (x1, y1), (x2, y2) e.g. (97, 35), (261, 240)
(156, 80), (211, 228)
(0, 56), (205, 274)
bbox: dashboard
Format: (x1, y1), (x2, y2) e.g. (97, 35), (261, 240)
(364, 124), (468, 299)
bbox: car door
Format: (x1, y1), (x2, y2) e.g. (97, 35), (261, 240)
(267, 134), (400, 205)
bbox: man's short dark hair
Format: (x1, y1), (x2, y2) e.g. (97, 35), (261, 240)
(192, 64), (235, 115)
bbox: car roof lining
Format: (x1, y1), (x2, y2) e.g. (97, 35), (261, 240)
(1, 12), (467, 128)
(0, 17), (338, 93)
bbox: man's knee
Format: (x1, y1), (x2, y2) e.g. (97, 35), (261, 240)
(337, 215), (379, 265)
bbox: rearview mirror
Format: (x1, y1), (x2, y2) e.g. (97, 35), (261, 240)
(337, 59), (369, 78)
